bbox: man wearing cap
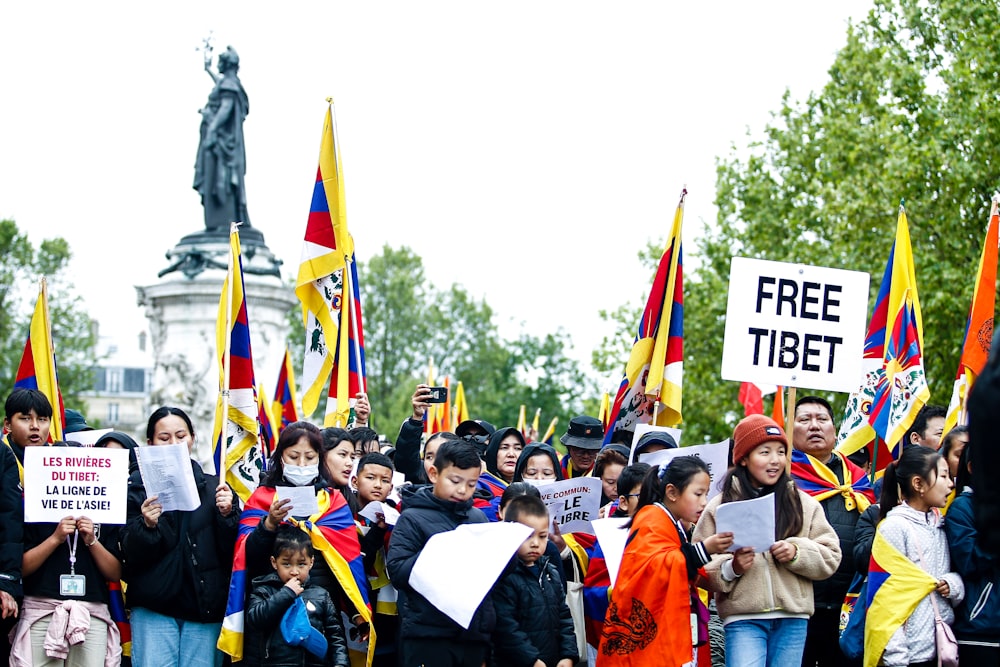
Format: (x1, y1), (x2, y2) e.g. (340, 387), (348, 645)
(790, 396), (875, 667)
(559, 416), (604, 478)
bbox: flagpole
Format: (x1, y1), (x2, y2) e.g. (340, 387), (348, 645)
(785, 386), (796, 433)
(346, 256), (366, 395)
(220, 222), (239, 476)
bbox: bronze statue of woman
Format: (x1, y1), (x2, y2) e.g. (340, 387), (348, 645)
(193, 45), (251, 233)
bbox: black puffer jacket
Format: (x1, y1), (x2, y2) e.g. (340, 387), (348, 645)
(244, 573), (350, 667)
(394, 417), (428, 485)
(0, 443), (22, 599)
(809, 455), (861, 609)
(492, 555), (578, 667)
(121, 460), (239, 621)
(386, 485), (495, 642)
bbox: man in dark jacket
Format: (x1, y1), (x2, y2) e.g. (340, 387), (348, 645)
(791, 396), (862, 667)
(386, 439), (494, 667)
(493, 495), (578, 667)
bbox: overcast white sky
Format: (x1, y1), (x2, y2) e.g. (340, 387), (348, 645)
(0, 1), (873, 391)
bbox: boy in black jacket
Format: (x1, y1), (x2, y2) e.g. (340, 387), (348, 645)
(386, 439), (493, 667)
(244, 525), (349, 666)
(493, 495), (577, 667)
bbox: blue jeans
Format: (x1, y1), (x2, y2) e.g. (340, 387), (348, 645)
(130, 607), (223, 667)
(725, 617), (808, 667)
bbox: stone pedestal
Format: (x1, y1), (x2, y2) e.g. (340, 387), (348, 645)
(136, 240), (297, 468)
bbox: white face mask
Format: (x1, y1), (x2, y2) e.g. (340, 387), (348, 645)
(283, 463), (319, 487)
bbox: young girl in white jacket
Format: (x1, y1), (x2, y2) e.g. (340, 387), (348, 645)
(876, 445), (964, 667)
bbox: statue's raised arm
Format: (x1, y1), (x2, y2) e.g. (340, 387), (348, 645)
(193, 45), (251, 233)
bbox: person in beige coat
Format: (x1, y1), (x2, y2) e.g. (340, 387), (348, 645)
(692, 415), (841, 667)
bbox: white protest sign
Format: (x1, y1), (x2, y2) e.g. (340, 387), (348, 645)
(721, 257), (869, 392)
(535, 477), (603, 535)
(639, 440), (731, 500)
(24, 447), (130, 524)
(410, 521), (532, 629)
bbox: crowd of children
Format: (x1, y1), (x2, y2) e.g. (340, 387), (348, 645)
(1, 379), (998, 667)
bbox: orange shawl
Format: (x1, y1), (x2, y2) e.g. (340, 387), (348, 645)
(598, 503), (694, 667)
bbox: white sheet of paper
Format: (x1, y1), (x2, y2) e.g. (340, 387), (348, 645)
(639, 440), (731, 500)
(275, 486), (320, 518)
(534, 477), (603, 535)
(410, 521), (532, 629)
(63, 428), (113, 447)
(713, 493), (776, 553)
(591, 517), (631, 586)
(134, 444), (201, 512)
(359, 501), (400, 526)
(387, 472), (406, 504)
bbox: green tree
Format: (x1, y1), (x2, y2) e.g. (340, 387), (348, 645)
(686, 0), (1000, 441)
(0, 219), (97, 408)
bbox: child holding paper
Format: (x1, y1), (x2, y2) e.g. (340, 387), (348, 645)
(352, 452), (399, 667)
(244, 525), (349, 666)
(493, 494), (578, 667)
(598, 456), (730, 667)
(386, 438), (494, 667)
(692, 414), (841, 667)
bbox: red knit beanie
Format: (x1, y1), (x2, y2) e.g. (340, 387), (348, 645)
(732, 414), (787, 463)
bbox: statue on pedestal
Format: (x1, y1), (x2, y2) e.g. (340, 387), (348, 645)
(162, 38), (279, 278)
(193, 45), (251, 234)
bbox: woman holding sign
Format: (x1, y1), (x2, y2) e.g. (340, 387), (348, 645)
(692, 415), (841, 667)
(219, 422), (371, 665)
(120, 406), (239, 667)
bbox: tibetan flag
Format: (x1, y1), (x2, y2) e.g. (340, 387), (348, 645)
(867, 291), (929, 456)
(211, 225), (263, 504)
(838, 205), (922, 458)
(863, 529), (936, 667)
(944, 199), (999, 434)
(791, 449), (875, 513)
(107, 580), (131, 657)
(14, 278), (65, 442)
(297, 102), (355, 418)
(771, 386), (785, 430)
(541, 417), (558, 446)
(738, 382), (764, 416)
(605, 189), (685, 441)
(452, 380), (470, 426)
(272, 348), (300, 431)
(323, 255), (367, 427)
(256, 383), (276, 465)
(597, 392), (611, 431)
(219, 486), (374, 664)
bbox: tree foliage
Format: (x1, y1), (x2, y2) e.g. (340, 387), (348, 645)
(680, 0), (1000, 442)
(0, 219), (96, 408)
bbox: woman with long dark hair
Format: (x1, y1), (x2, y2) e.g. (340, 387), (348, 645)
(121, 406), (239, 667)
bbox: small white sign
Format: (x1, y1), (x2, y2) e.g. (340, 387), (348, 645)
(134, 444), (201, 512)
(721, 257), (869, 392)
(534, 477), (603, 535)
(639, 440), (731, 500)
(714, 493), (776, 553)
(24, 447), (130, 524)
(591, 517), (631, 586)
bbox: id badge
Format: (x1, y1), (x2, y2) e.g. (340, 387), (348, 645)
(690, 612), (698, 645)
(60, 574), (86, 597)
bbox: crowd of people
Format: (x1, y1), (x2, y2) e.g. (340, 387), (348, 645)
(0, 380), (996, 667)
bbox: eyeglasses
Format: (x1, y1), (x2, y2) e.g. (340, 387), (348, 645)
(622, 493), (641, 499)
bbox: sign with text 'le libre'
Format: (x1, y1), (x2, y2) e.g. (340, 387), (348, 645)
(23, 447), (130, 524)
(721, 257), (870, 393)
